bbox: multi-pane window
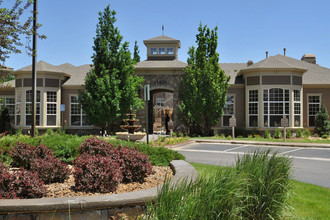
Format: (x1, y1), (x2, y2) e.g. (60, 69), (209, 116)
(158, 48), (165, 55)
(308, 95), (321, 127)
(16, 91), (21, 126)
(25, 90), (41, 126)
(156, 98), (165, 107)
(223, 95), (234, 127)
(167, 48), (174, 54)
(70, 95), (91, 126)
(249, 90), (258, 127)
(263, 88), (289, 127)
(47, 91), (57, 126)
(0, 97), (15, 125)
(150, 48), (157, 55)
(294, 90), (301, 127)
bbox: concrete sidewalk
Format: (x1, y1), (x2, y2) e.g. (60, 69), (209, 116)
(192, 138), (330, 149)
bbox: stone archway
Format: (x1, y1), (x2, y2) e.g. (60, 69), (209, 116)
(135, 73), (183, 134)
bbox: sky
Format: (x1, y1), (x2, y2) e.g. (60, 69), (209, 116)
(2, 0), (330, 70)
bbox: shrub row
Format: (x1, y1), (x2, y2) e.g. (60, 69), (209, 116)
(73, 137), (152, 193)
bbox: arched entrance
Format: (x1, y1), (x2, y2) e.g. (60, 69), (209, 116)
(148, 88), (173, 134)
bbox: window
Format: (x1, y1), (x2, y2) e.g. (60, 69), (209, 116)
(156, 98), (165, 107)
(263, 88), (289, 127)
(249, 90), (258, 127)
(294, 90), (301, 127)
(167, 48), (174, 54)
(223, 95), (234, 127)
(16, 91), (21, 126)
(25, 90), (41, 126)
(150, 48), (157, 55)
(70, 95), (91, 126)
(308, 95), (321, 127)
(47, 91), (57, 126)
(158, 48), (165, 55)
(0, 97), (15, 125)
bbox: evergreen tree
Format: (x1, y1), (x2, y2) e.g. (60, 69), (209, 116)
(0, 106), (11, 133)
(133, 40), (140, 63)
(314, 104), (330, 136)
(179, 24), (230, 136)
(79, 5), (143, 133)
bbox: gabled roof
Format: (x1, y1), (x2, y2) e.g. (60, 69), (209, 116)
(143, 35), (181, 48)
(77, 64), (93, 73)
(57, 63), (87, 86)
(238, 55), (308, 74)
(237, 54), (330, 85)
(135, 60), (187, 70)
(13, 61), (71, 77)
(220, 63), (247, 84)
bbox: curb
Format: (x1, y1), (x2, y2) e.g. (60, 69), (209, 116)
(0, 160), (198, 214)
(192, 139), (330, 149)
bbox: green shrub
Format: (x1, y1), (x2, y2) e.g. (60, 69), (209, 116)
(16, 129), (22, 136)
(322, 134), (328, 139)
(314, 104), (330, 136)
(264, 129), (271, 139)
(274, 128), (282, 139)
(296, 129), (303, 138)
(46, 128), (54, 136)
(253, 134), (262, 139)
(236, 150), (292, 219)
(237, 135), (243, 138)
(303, 129), (311, 138)
(286, 129), (292, 138)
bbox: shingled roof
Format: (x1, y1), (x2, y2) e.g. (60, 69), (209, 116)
(13, 61), (71, 77)
(143, 35), (181, 48)
(57, 63), (87, 86)
(135, 60), (187, 70)
(238, 54), (330, 85)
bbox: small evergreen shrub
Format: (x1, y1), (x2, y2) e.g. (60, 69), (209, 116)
(264, 129), (271, 139)
(314, 104), (330, 136)
(274, 128), (282, 139)
(73, 153), (123, 193)
(46, 128), (54, 135)
(303, 129), (311, 138)
(0, 163), (46, 199)
(322, 134), (328, 139)
(296, 129), (303, 138)
(10, 143), (54, 169)
(31, 155), (71, 184)
(286, 129), (292, 138)
(117, 147), (152, 183)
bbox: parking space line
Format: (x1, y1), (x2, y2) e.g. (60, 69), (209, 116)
(278, 148), (301, 156)
(223, 145), (247, 152)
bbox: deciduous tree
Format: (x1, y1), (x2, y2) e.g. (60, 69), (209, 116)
(79, 5), (143, 133)
(179, 24), (230, 136)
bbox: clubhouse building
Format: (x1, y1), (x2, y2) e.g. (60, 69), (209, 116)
(1, 35), (330, 134)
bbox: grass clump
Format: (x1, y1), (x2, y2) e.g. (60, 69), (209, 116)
(146, 150), (292, 219)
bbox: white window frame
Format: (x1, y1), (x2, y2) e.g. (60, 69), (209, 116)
(248, 90), (258, 127)
(293, 89), (302, 127)
(156, 98), (165, 107)
(150, 48), (157, 55)
(167, 48), (174, 55)
(263, 88), (290, 127)
(70, 95), (91, 127)
(222, 94), (235, 127)
(46, 91), (57, 126)
(15, 91), (21, 126)
(158, 48), (165, 55)
(25, 90), (41, 126)
(307, 94), (321, 127)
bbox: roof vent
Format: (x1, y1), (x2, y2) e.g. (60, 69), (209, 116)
(266, 51), (268, 58)
(247, 60), (253, 66)
(301, 54), (316, 64)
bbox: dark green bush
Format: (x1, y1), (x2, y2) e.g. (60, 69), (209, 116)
(322, 134), (328, 139)
(264, 129), (271, 139)
(296, 129), (303, 138)
(303, 129), (311, 138)
(274, 128), (282, 139)
(286, 129), (292, 138)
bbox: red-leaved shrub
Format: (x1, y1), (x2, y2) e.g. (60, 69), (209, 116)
(117, 147), (152, 183)
(31, 155), (71, 184)
(78, 137), (116, 156)
(73, 153), (123, 193)
(10, 143), (54, 169)
(0, 163), (46, 199)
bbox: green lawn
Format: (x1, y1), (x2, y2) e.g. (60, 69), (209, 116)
(191, 162), (330, 220)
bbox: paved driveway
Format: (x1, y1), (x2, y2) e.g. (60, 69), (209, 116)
(173, 142), (330, 188)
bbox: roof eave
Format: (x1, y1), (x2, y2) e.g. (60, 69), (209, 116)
(237, 67), (308, 76)
(12, 70), (71, 78)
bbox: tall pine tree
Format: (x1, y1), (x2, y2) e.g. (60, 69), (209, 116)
(179, 24), (230, 136)
(79, 5), (143, 133)
(133, 40), (140, 63)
